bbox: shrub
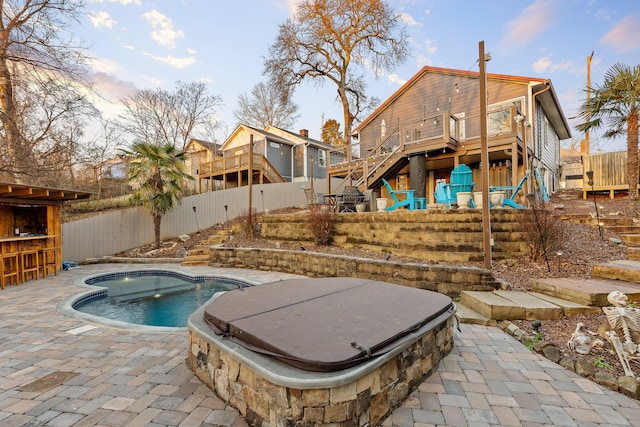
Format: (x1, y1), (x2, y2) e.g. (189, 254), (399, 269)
(238, 207), (259, 237)
(308, 205), (336, 245)
(521, 203), (565, 261)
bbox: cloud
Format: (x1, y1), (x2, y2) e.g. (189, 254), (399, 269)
(274, 0), (297, 16)
(387, 73), (407, 86)
(599, 15), (640, 53)
(141, 9), (184, 49)
(499, 0), (555, 53)
(423, 39), (437, 55)
(91, 72), (138, 101)
(88, 57), (123, 75)
(532, 55), (576, 74)
(143, 52), (196, 68)
(595, 8), (610, 20)
(88, 11), (116, 28)
(398, 12), (419, 26)
(416, 54), (433, 67)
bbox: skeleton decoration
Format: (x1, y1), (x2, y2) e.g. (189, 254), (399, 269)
(567, 322), (592, 355)
(602, 291), (640, 377)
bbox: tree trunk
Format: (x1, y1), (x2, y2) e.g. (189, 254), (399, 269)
(627, 107), (639, 200)
(153, 214), (162, 249)
(0, 52), (23, 181)
(337, 85), (353, 163)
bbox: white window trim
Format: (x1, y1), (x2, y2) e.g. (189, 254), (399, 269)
(318, 150), (327, 168)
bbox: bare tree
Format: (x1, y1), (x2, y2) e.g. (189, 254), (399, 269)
(264, 0), (409, 159)
(233, 81), (299, 129)
(121, 81), (223, 150)
(0, 0), (93, 182)
(80, 119), (125, 198)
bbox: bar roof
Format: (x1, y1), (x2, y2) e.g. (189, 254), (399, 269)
(0, 182), (93, 203)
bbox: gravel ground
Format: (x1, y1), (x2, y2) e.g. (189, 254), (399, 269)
(114, 192), (640, 379)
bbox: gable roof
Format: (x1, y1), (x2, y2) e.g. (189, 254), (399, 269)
(185, 138), (222, 153)
(221, 124), (334, 150)
(353, 65), (571, 139)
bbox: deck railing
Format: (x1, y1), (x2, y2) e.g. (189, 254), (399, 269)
(327, 105), (523, 191)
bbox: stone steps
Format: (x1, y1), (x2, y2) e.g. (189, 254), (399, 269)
(591, 260), (640, 284)
(620, 234), (640, 246)
(457, 260), (640, 324)
(529, 277), (640, 306)
(629, 247), (640, 261)
(458, 290), (598, 322)
(605, 225), (640, 234)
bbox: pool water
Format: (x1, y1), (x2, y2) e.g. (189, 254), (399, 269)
(75, 272), (244, 327)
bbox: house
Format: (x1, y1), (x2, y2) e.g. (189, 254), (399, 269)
(330, 65), (571, 205)
(183, 139), (222, 193)
(197, 124), (338, 192)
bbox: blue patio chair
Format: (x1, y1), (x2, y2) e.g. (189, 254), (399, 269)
(449, 164), (475, 203)
(434, 179), (453, 208)
(490, 170), (530, 209)
(382, 178), (420, 211)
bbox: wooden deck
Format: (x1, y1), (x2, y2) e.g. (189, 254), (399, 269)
(197, 153), (284, 192)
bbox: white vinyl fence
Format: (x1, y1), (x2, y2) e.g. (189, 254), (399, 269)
(62, 181), (318, 262)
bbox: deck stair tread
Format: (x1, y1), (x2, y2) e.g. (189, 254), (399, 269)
(530, 277), (640, 306)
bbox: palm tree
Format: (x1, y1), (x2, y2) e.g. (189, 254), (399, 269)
(122, 141), (194, 248)
(576, 63), (640, 199)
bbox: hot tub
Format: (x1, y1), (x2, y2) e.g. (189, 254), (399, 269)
(188, 277), (456, 426)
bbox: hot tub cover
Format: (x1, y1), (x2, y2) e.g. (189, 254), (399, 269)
(204, 277), (455, 372)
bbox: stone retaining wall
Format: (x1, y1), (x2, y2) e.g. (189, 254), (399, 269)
(259, 209), (529, 262)
(207, 248), (502, 297)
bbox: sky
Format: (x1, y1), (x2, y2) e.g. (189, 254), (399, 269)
(79, 0), (640, 152)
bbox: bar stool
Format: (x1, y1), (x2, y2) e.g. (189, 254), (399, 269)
(1, 252), (20, 288)
(38, 247), (58, 278)
(20, 249), (40, 282)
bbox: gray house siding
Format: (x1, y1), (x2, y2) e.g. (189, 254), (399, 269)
(535, 102), (561, 192)
(266, 139), (293, 181)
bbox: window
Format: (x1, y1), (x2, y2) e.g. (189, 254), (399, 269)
(318, 150), (326, 168)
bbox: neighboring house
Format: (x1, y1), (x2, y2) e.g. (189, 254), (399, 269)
(197, 124), (337, 191)
(100, 155), (129, 181)
(559, 147), (584, 191)
(334, 65), (571, 203)
(184, 139), (222, 193)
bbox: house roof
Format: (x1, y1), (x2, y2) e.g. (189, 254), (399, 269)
(186, 138), (222, 153)
(353, 65), (571, 139)
(221, 124), (333, 150)
(0, 182), (93, 203)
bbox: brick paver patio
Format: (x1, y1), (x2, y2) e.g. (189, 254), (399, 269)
(1, 263), (640, 426)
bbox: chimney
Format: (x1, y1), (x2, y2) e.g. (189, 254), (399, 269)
(300, 129), (309, 138)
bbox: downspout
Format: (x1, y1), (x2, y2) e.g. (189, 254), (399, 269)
(531, 80), (552, 192)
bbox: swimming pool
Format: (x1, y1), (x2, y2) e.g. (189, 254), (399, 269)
(72, 270), (248, 328)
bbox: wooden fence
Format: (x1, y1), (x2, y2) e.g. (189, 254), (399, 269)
(582, 151), (639, 198)
(62, 181), (314, 262)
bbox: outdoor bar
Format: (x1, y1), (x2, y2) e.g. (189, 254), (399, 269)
(0, 182), (92, 288)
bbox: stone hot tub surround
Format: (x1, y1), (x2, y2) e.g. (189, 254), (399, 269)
(187, 281), (456, 427)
